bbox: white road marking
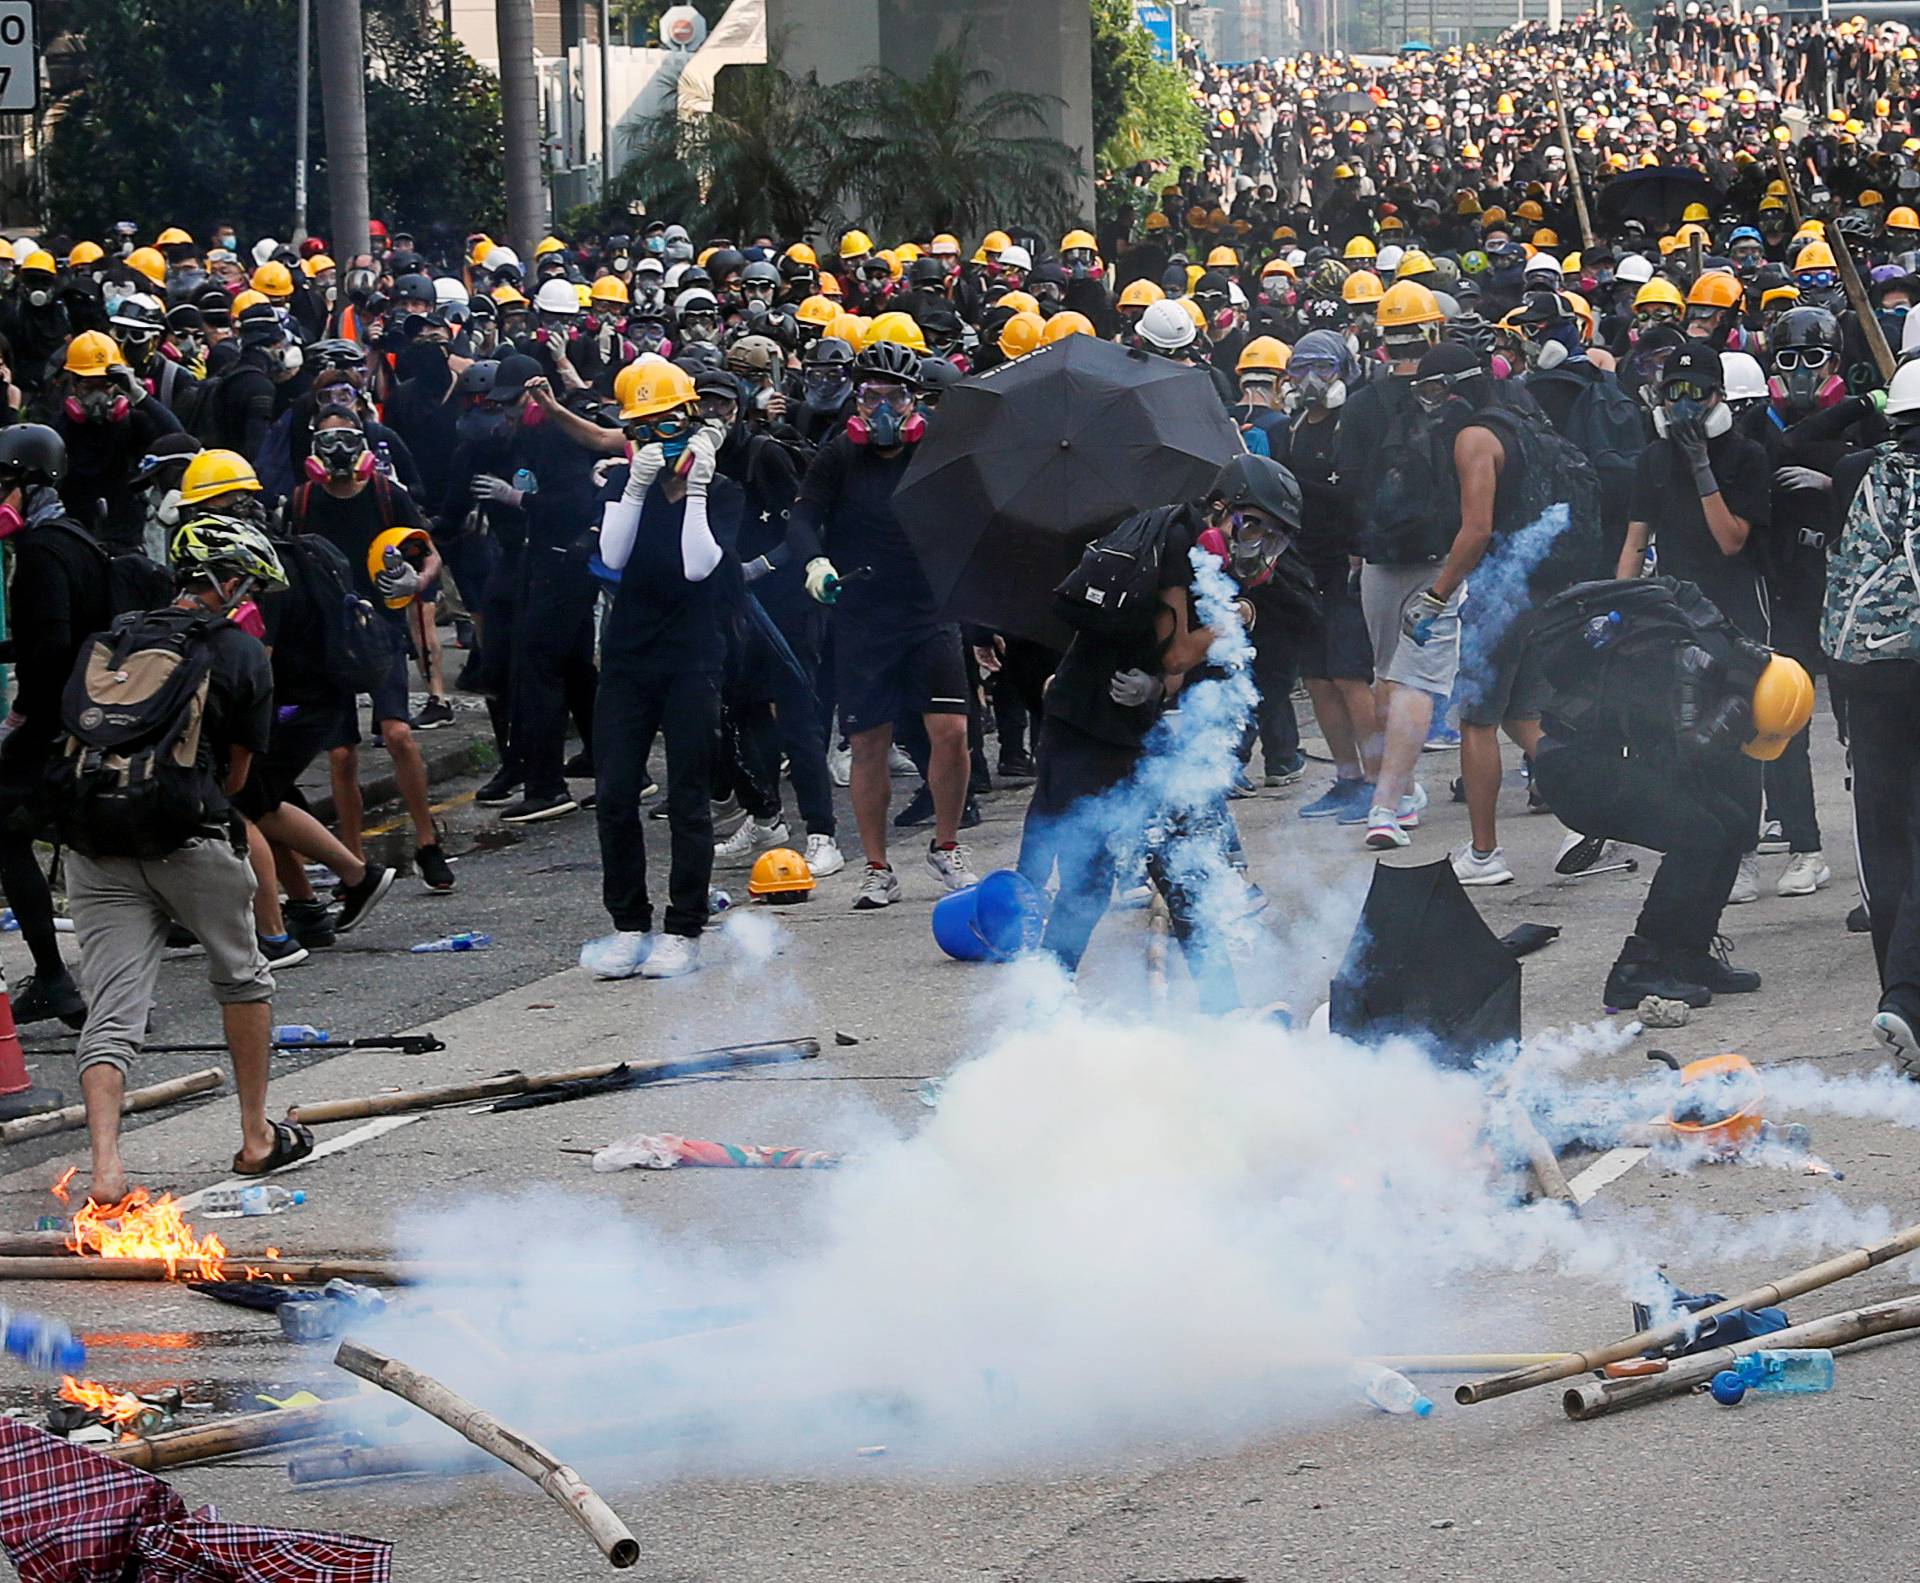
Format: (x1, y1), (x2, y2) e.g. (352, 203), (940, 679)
(175, 1114), (422, 1211)
(1567, 1146), (1650, 1205)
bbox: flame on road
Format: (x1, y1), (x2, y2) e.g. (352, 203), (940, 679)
(67, 1190), (229, 1281)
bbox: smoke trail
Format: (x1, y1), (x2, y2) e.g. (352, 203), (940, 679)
(1457, 503), (1569, 712)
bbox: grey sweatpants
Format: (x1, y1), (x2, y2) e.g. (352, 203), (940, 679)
(68, 837), (275, 1077)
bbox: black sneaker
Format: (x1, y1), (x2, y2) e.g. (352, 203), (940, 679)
(969, 765), (993, 796)
(1673, 938), (1761, 996)
(564, 750), (595, 778)
(961, 795), (983, 829)
(257, 932), (311, 969)
(334, 864), (396, 933)
(996, 750), (1036, 784)
(501, 791), (578, 824)
(285, 898), (337, 949)
(414, 696), (456, 731)
(1602, 935), (1712, 1014)
(475, 767), (522, 806)
(892, 783), (935, 828)
(415, 844), (456, 892)
(11, 970), (86, 1028)
(1848, 902), (1872, 934)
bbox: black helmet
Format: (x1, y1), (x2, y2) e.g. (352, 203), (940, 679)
(456, 358), (500, 396)
(803, 337), (853, 371)
(908, 256), (948, 287)
(1770, 305), (1842, 354)
(1513, 289), (1573, 331)
(916, 355), (962, 396)
(741, 260), (780, 288)
(674, 342), (726, 373)
(706, 248), (746, 282)
(307, 338), (365, 370)
(0, 423), (68, 487)
(853, 340), (923, 387)
(392, 273), (435, 305)
(1209, 453), (1302, 532)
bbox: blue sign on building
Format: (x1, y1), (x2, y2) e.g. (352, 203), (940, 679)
(1136, 2), (1174, 62)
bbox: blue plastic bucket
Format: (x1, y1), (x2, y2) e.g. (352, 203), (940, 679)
(931, 869), (1044, 962)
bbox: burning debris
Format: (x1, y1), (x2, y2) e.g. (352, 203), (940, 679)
(593, 1133), (844, 1171)
(49, 1379), (177, 1441)
(66, 1190), (232, 1282)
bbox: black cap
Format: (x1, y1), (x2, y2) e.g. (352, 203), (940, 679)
(1664, 341), (1724, 389)
(1415, 341), (1482, 379)
(490, 352), (543, 402)
(693, 368), (740, 399)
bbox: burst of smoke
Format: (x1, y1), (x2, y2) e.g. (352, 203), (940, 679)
(1456, 503), (1570, 713)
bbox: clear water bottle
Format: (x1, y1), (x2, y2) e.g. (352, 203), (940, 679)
(411, 932), (492, 954)
(512, 468), (540, 496)
(200, 1185), (306, 1220)
(1351, 1363), (1434, 1418)
(1583, 610), (1623, 649)
(0, 1304), (86, 1374)
(1710, 1348), (1835, 1404)
(273, 1024), (332, 1046)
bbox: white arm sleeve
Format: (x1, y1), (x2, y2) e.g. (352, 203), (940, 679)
(680, 488), (724, 582)
(598, 499), (643, 572)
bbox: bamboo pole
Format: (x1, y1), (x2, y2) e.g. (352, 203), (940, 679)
(1369, 1353), (1573, 1373)
(0, 1069), (224, 1145)
(1562, 1294), (1920, 1420)
(103, 1396), (373, 1470)
(0, 1232), (73, 1256)
(288, 1038), (820, 1125)
(1828, 217), (1897, 383)
(1457, 1219), (1920, 1404)
(1551, 77), (1596, 249)
(0, 1256), (435, 1285)
(289, 1441), (494, 1484)
(1498, 1100), (1577, 1208)
(335, 1341), (640, 1569)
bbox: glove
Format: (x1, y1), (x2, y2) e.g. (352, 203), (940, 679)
(1109, 667), (1165, 707)
(471, 474), (522, 507)
(375, 560), (421, 602)
(1774, 465), (1832, 493)
(629, 442), (666, 494)
(742, 554), (775, 583)
(109, 362), (141, 395)
(804, 556), (841, 605)
(680, 425), (722, 490)
(1400, 587), (1449, 646)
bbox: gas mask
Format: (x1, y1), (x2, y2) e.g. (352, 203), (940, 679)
(1525, 322), (1582, 370)
(345, 266), (378, 299)
(147, 484), (183, 533)
(846, 382), (924, 447)
(1767, 347), (1845, 415)
(1653, 392), (1733, 439)
(1197, 510), (1288, 588)
(23, 279), (52, 309)
(307, 426), (375, 481)
(1291, 367), (1346, 408)
(269, 342), (303, 375)
(64, 387), (131, 424)
(679, 311), (718, 345)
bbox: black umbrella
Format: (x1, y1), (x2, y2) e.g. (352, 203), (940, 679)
(1329, 860), (1521, 1069)
(1595, 166), (1722, 233)
(1323, 90), (1377, 117)
(894, 336), (1242, 649)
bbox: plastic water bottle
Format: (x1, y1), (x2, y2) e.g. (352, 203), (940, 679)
(273, 1024), (332, 1046)
(708, 889), (733, 914)
(512, 467), (540, 496)
(1583, 610), (1623, 649)
(0, 1304), (86, 1374)
(374, 440), (394, 478)
(411, 932), (492, 954)
(1351, 1363), (1435, 1418)
(1710, 1348), (1836, 1404)
(0, 909), (72, 933)
(199, 1185), (306, 1220)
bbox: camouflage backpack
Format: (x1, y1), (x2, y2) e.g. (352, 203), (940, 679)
(1822, 444), (1920, 666)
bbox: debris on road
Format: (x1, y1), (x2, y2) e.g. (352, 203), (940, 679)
(0, 1070), (225, 1146)
(1636, 996), (1693, 1029)
(410, 931), (492, 953)
(593, 1133), (844, 1171)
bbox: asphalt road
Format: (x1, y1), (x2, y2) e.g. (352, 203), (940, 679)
(2, 690), (1915, 1583)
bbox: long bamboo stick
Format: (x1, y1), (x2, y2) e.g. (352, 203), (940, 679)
(0, 1256), (434, 1285)
(1457, 1219), (1920, 1404)
(1562, 1294), (1920, 1420)
(0, 1069), (224, 1145)
(288, 1038), (820, 1125)
(1370, 1353), (1573, 1373)
(335, 1341), (640, 1569)
(102, 1396), (372, 1470)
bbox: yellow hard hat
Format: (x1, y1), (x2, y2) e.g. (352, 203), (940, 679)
(1682, 202), (1710, 223)
(825, 312), (864, 345)
(20, 250), (55, 276)
(1207, 245), (1239, 268)
(878, 248), (902, 279)
(867, 310), (927, 352)
(1342, 270), (1385, 304)
(1118, 278), (1165, 309)
(250, 261), (294, 298)
(1793, 238), (1837, 271)
(179, 449), (262, 506)
(1060, 228), (1097, 254)
(1377, 280), (1443, 328)
(997, 289), (1040, 316)
(67, 241), (105, 269)
(617, 358), (698, 421)
(1236, 335), (1291, 373)
(534, 235), (566, 257)
(818, 273), (842, 297)
(928, 233), (961, 255)
(1344, 235), (1377, 260)
(1394, 248), (1435, 280)
(1517, 199), (1545, 223)
(574, 282), (592, 308)
(997, 310), (1046, 360)
(301, 253), (337, 278)
(1040, 311), (1095, 343)
(748, 847), (815, 900)
(155, 226), (193, 246)
(796, 294), (839, 327)
(894, 242), (922, 263)
(837, 230), (873, 261)
(63, 331), (124, 377)
(490, 283), (528, 306)
(1743, 654), (1815, 761)
(1532, 228), (1559, 248)
(367, 525), (435, 610)
(785, 242), (819, 267)
(1378, 215), (1406, 234)
(469, 235), (495, 268)
(589, 274), (630, 305)
(1889, 206), (1920, 231)
(1860, 187), (1885, 207)
(982, 230), (1012, 256)
(1143, 211), (1171, 233)
(1634, 278), (1686, 310)
(1178, 295), (1208, 332)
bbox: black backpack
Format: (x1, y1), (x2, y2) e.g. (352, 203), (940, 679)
(41, 517), (176, 621)
(279, 532), (397, 697)
(1053, 505), (1184, 638)
(48, 607), (222, 859)
(1543, 364), (1647, 530)
(1471, 407), (1608, 598)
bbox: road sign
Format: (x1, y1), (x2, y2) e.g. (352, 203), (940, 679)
(1136, 2), (1175, 62)
(0, 2), (35, 114)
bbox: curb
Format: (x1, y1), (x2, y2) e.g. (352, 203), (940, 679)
(302, 732), (496, 826)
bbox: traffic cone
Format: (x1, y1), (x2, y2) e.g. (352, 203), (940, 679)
(0, 966), (60, 1123)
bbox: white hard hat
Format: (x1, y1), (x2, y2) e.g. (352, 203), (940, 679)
(1525, 252), (1562, 276)
(1615, 253), (1655, 285)
(483, 245), (521, 273)
(1901, 304), (1920, 359)
(252, 237), (280, 268)
(1137, 297), (1197, 351)
(534, 278), (580, 314)
(11, 237), (36, 265)
(434, 276), (470, 307)
(1720, 350), (1768, 402)
(673, 286), (718, 314)
(663, 262), (688, 291)
(1376, 244), (1405, 275)
(998, 244), (1033, 272)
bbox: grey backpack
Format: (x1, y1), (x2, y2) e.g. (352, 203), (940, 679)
(1822, 446), (1920, 665)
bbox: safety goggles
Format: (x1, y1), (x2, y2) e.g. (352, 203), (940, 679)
(1660, 379), (1716, 404)
(1636, 304), (1681, 323)
(1771, 347), (1833, 372)
(1212, 507), (1290, 554)
(312, 429), (368, 463)
(626, 412), (692, 442)
(741, 281), (776, 301)
(1411, 369), (1480, 405)
(855, 382), (914, 415)
(1238, 374), (1280, 394)
(1795, 269), (1838, 290)
(679, 309), (718, 329)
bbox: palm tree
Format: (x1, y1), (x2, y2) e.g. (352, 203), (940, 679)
(829, 36), (1084, 240)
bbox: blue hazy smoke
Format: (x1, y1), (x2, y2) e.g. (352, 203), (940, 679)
(1456, 503), (1570, 714)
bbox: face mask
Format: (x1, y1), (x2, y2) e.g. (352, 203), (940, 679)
(0, 501), (20, 538)
(1293, 370), (1346, 408)
(519, 399), (546, 429)
(1769, 363), (1846, 414)
(1880, 306), (1910, 341)
(276, 343), (304, 373)
(231, 599), (266, 639)
(149, 485), (182, 530)
(26, 289), (50, 308)
(456, 408), (511, 445)
(660, 433), (691, 462)
(104, 287), (125, 315)
(396, 339), (450, 382)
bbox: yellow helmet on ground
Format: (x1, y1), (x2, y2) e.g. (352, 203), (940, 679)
(617, 359), (698, 421)
(1744, 655), (1815, 761)
(179, 449), (262, 506)
(748, 847), (814, 902)
(63, 331), (124, 377)
(367, 526), (435, 610)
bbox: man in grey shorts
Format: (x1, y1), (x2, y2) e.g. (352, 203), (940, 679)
(65, 517), (312, 1205)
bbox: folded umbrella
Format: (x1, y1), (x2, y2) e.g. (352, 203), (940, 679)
(895, 336), (1242, 649)
(0, 1416), (391, 1582)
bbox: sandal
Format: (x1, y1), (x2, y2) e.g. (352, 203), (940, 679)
(232, 1119), (315, 1177)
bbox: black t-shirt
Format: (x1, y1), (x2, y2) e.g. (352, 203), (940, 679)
(1629, 430), (1772, 636)
(789, 433), (935, 637)
(601, 477), (745, 673)
(1271, 410), (1354, 568)
(505, 411), (610, 553)
(258, 536), (354, 709)
(292, 476), (429, 604)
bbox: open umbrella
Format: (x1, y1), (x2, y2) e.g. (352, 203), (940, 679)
(1329, 860), (1521, 1068)
(1595, 166), (1722, 232)
(1322, 89), (1377, 117)
(894, 336), (1242, 649)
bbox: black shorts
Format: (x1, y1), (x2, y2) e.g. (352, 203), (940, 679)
(233, 700), (356, 819)
(1299, 574), (1374, 683)
(368, 644), (413, 728)
(835, 621), (969, 736)
(1459, 606), (1546, 728)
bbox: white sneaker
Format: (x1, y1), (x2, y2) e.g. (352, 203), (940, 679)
(715, 816), (789, 861)
(1396, 781), (1429, 828)
(1452, 844), (1514, 886)
(1555, 831), (1610, 875)
(1776, 850), (1832, 897)
(853, 864), (901, 910)
(1364, 806), (1410, 850)
(1728, 853), (1761, 905)
(804, 833), (846, 877)
(889, 745), (917, 776)
(579, 930), (652, 980)
(925, 841), (977, 892)
(826, 742), (852, 787)
(639, 934), (700, 978)
(1757, 819), (1789, 854)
